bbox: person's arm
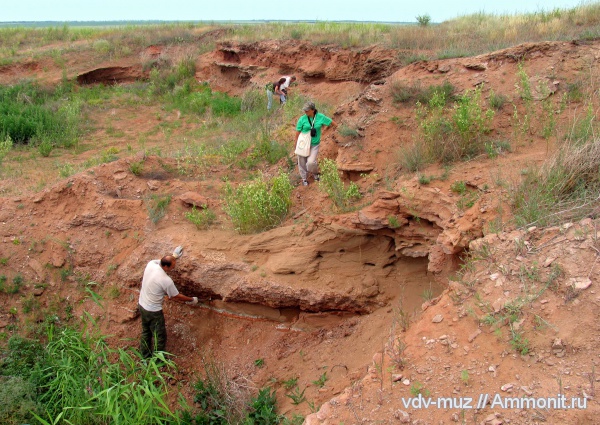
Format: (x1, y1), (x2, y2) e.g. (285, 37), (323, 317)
(171, 293), (198, 304)
(322, 119), (338, 132)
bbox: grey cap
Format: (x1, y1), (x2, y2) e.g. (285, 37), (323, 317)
(302, 101), (315, 111)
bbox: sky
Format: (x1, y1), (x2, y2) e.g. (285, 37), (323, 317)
(0, 0), (592, 23)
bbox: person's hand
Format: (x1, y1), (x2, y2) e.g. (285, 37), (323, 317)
(173, 246), (184, 259)
(190, 297), (198, 305)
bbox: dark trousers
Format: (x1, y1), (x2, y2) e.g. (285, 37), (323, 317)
(139, 304), (167, 359)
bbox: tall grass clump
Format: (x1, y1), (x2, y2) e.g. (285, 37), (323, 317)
(0, 328), (181, 425)
(318, 158), (362, 211)
(192, 355), (252, 424)
(189, 354), (283, 425)
(146, 193), (172, 224)
(223, 170), (293, 234)
(512, 137), (600, 227)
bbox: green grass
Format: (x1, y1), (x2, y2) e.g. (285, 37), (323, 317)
(512, 136), (600, 227)
(185, 205), (217, 230)
(146, 193), (172, 224)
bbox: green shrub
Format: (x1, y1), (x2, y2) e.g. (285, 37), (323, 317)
(0, 376), (41, 425)
(450, 180), (467, 194)
(176, 57), (196, 80)
(223, 171), (293, 234)
(243, 388), (280, 425)
(416, 14), (431, 26)
(318, 158), (362, 211)
(37, 139), (53, 157)
(418, 174), (431, 185)
(0, 134), (12, 164)
(0, 82), (80, 147)
(185, 205), (217, 230)
(57, 162), (76, 178)
(0, 336), (47, 379)
(416, 85), (494, 164)
(129, 160), (144, 176)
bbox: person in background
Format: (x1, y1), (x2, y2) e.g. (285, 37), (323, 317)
(279, 75), (296, 105)
(295, 101), (337, 186)
(138, 252), (198, 359)
(266, 77), (286, 110)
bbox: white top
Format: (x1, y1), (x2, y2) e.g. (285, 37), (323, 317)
(138, 259), (179, 311)
(280, 76), (293, 90)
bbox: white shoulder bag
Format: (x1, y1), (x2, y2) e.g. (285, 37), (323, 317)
(294, 132), (311, 157)
(295, 115), (316, 157)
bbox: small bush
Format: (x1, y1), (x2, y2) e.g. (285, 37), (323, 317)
(223, 171), (293, 234)
(243, 388), (280, 425)
(37, 139), (53, 157)
(388, 215), (401, 228)
(418, 174), (431, 185)
(416, 14), (431, 26)
(0, 134), (13, 164)
(318, 158), (362, 211)
(450, 180), (467, 194)
(185, 205), (217, 230)
(416, 85), (493, 164)
(129, 160), (144, 176)
(0, 376), (41, 425)
(57, 162), (75, 178)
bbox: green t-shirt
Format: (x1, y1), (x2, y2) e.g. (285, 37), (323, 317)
(296, 112), (333, 146)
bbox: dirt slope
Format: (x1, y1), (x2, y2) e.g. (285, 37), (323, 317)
(1, 34), (599, 424)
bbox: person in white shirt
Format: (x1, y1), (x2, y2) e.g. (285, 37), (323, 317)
(138, 255), (197, 359)
(279, 75), (296, 105)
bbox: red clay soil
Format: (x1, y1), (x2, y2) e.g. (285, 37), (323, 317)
(1, 36), (599, 424)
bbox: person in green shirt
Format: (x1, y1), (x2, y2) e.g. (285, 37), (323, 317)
(295, 101), (337, 186)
